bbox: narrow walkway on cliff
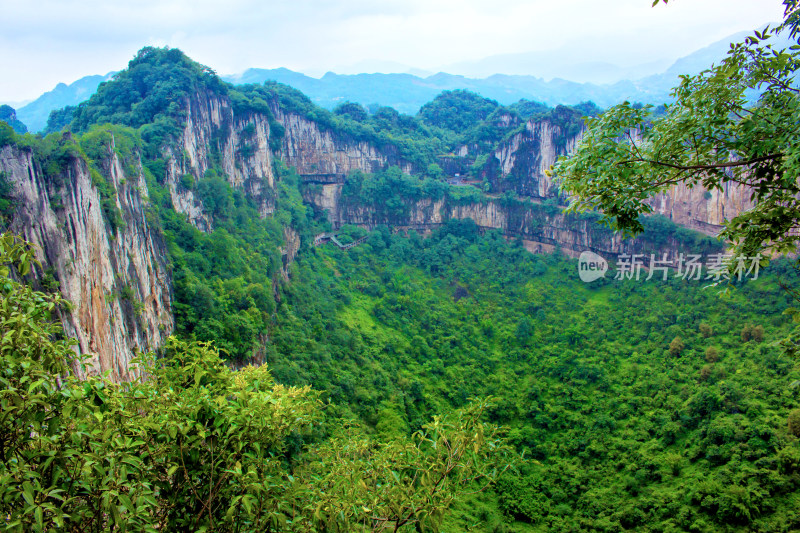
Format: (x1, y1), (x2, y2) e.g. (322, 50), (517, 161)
(314, 233), (368, 250)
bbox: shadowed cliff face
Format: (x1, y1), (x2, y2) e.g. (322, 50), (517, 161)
(483, 116), (583, 199)
(303, 183), (723, 260)
(163, 90), (277, 230)
(0, 142), (173, 381)
(159, 90), (414, 230)
(169, 89), (752, 251)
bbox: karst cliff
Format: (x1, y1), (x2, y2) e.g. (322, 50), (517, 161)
(0, 70), (753, 380)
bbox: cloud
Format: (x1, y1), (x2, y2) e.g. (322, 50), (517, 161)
(0, 0), (787, 102)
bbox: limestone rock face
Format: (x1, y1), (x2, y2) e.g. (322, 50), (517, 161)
(270, 105), (415, 178)
(305, 183), (719, 260)
(485, 117), (583, 199)
(484, 116), (754, 235)
(161, 90), (277, 230)
(1, 143), (173, 381)
(1, 84), (760, 383)
(279, 227), (301, 283)
(650, 181), (755, 234)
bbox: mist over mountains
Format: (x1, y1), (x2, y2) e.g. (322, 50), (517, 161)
(7, 26), (793, 133)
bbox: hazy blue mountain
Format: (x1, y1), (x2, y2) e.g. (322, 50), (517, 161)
(222, 28), (794, 112)
(221, 69), (649, 111)
(441, 48), (670, 84)
(15, 26), (794, 131)
(0, 99), (32, 109)
(17, 73), (115, 132)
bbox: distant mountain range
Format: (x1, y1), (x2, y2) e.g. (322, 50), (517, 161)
(14, 73), (116, 133)
(6, 27), (794, 132)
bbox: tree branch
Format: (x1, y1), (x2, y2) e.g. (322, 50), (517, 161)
(617, 153), (781, 172)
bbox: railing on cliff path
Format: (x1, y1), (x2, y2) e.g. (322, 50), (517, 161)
(301, 173), (346, 184)
(314, 233), (368, 250)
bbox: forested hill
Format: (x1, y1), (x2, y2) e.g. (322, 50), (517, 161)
(0, 44), (744, 380)
(1, 46), (798, 531)
(11, 26), (794, 133)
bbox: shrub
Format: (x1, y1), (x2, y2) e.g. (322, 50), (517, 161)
(741, 324), (765, 343)
(0, 121), (15, 147)
(180, 172), (195, 189)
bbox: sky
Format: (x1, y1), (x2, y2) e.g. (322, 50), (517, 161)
(0, 0), (787, 103)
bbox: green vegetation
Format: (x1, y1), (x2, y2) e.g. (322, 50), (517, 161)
(339, 166), (450, 218)
(53, 46), (600, 180)
(4, 33), (800, 532)
(0, 105), (28, 134)
(258, 81), (446, 168)
(507, 99), (551, 120)
(555, 2), (800, 258)
(0, 121), (16, 148)
(640, 214), (724, 256)
(156, 163), (316, 361)
(13, 131), (83, 184)
(44, 105), (76, 134)
(0, 172), (14, 223)
(418, 90), (500, 134)
(0, 233), (510, 531)
(266, 221), (800, 531)
(419, 91), (597, 160)
(71, 47), (227, 147)
(3, 121), (138, 234)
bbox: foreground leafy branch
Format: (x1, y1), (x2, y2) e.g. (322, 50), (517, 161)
(554, 1), (800, 258)
(299, 399), (512, 532)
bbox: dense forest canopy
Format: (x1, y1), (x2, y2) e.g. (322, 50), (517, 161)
(0, 232), (511, 531)
(1, 5), (800, 529)
(273, 222), (800, 531)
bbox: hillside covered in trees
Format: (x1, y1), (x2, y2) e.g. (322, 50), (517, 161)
(1, 42), (799, 532)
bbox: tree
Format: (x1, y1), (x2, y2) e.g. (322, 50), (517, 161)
(0, 105), (27, 134)
(44, 105), (76, 134)
(554, 0), (800, 259)
(705, 346), (720, 362)
(334, 101), (369, 122)
(788, 408), (800, 437)
(669, 336), (685, 356)
(427, 162), (444, 180)
(0, 232), (510, 531)
(418, 90), (499, 133)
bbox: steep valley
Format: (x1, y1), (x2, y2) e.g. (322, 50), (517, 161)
(0, 52), (741, 376)
(1, 47), (798, 532)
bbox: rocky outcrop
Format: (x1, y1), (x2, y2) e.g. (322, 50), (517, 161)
(304, 183), (716, 260)
(162, 90), (277, 229)
(481, 112), (754, 235)
(0, 87), (299, 382)
(0, 81), (756, 383)
(482, 108), (584, 199)
(279, 227), (301, 282)
(0, 141), (173, 381)
(270, 105), (414, 179)
(650, 181), (754, 234)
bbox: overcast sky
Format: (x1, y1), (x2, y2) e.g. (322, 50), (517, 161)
(0, 0), (787, 103)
